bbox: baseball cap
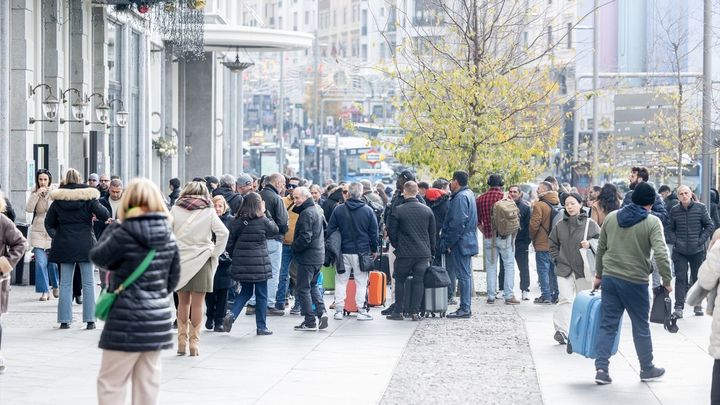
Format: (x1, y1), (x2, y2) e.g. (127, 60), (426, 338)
(236, 173), (253, 187)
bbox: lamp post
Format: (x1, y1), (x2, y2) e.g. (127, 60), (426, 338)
(107, 98), (128, 128)
(59, 88), (88, 124)
(28, 83), (59, 124)
(222, 51), (254, 175)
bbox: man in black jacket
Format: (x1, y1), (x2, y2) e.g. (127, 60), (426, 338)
(257, 173), (289, 316)
(387, 181), (435, 320)
(667, 185), (714, 318)
(213, 174), (243, 215)
(291, 187), (328, 331)
(326, 182), (379, 321)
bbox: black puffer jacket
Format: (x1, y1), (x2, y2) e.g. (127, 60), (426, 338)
(292, 198), (325, 265)
(322, 188), (344, 223)
(260, 185), (289, 240)
(213, 187), (243, 216)
(214, 212), (234, 289)
(389, 197), (436, 258)
(667, 201), (714, 255)
(89, 213), (180, 352)
(228, 215), (278, 283)
(46, 184), (110, 263)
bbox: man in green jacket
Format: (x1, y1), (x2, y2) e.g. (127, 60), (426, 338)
(592, 182), (672, 385)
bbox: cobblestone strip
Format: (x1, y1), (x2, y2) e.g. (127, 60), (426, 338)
(380, 298), (543, 405)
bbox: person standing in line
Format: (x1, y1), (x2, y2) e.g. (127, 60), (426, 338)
(696, 234), (720, 405)
(476, 174), (520, 305)
(26, 169), (58, 301)
(291, 187), (328, 331)
(0, 193), (27, 374)
(508, 185), (532, 300)
(222, 192), (277, 336)
(91, 178), (180, 405)
(45, 168), (110, 330)
(326, 182), (379, 321)
(439, 171), (479, 319)
(549, 193), (600, 344)
(588, 183), (621, 227)
(254, 173), (287, 316)
(667, 185), (714, 318)
(387, 181), (435, 321)
(171, 181), (229, 356)
(167, 178), (181, 208)
(204, 196), (234, 332)
(529, 181), (561, 304)
(277, 176), (302, 312)
(592, 182), (671, 385)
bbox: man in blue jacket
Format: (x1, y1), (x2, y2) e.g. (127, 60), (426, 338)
(439, 171), (479, 319)
(326, 182), (379, 321)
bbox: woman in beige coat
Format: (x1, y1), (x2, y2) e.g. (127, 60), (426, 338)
(170, 181), (229, 356)
(25, 169), (58, 301)
(697, 232), (720, 404)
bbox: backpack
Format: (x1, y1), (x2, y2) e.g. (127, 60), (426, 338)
(491, 199), (520, 237)
(362, 195), (385, 228)
(542, 200), (563, 234)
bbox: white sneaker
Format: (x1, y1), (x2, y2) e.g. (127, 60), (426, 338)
(334, 309), (344, 320)
(522, 291), (529, 301)
(357, 311), (373, 321)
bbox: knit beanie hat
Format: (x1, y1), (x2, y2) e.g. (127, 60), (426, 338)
(632, 182), (656, 206)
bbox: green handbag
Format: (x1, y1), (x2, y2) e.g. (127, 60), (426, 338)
(95, 249), (156, 321)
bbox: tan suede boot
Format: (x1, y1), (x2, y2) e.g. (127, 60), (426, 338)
(189, 322), (201, 356)
(177, 319), (188, 356)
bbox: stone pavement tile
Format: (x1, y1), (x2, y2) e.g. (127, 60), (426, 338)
(268, 368), (389, 403)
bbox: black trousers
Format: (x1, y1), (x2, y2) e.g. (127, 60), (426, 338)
(205, 288), (229, 323)
(394, 257), (429, 315)
(672, 250), (705, 308)
(713, 360), (720, 405)
(297, 264), (325, 324)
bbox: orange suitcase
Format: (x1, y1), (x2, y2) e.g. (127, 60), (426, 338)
(344, 277), (359, 314)
(367, 271), (387, 307)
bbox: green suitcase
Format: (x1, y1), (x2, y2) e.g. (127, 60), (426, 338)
(320, 265), (335, 290)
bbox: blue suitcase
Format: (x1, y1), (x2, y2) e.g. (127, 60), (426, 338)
(567, 290), (621, 359)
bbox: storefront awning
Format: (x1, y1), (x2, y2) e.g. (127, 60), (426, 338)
(204, 24), (314, 52)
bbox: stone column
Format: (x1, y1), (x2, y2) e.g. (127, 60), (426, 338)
(9, 0), (35, 220)
(161, 46), (173, 187)
(138, 35), (149, 177)
(181, 53), (215, 179)
(0, 1), (10, 193)
(68, 0), (89, 176)
(91, 7), (108, 176)
(42, 0), (64, 178)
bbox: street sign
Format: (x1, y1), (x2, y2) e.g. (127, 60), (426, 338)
(359, 168), (384, 174)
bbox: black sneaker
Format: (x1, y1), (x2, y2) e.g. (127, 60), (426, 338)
(595, 369), (612, 385)
(86, 322), (96, 330)
(222, 311), (235, 333)
(59, 323), (70, 329)
(318, 313), (329, 330)
(205, 318), (214, 330)
(486, 298), (496, 304)
(553, 331), (567, 345)
(257, 328), (273, 336)
(381, 303), (395, 316)
(640, 366), (665, 382)
(246, 305), (256, 315)
(386, 313), (404, 321)
(294, 322), (318, 331)
(213, 324), (225, 332)
(533, 297), (552, 305)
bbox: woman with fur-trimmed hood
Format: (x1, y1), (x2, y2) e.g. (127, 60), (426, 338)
(45, 168), (109, 330)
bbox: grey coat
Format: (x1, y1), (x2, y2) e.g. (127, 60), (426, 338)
(549, 212), (600, 279)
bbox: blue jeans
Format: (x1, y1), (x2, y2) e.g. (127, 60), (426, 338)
(595, 276), (654, 372)
(275, 244), (294, 309)
(535, 251), (559, 301)
(34, 248), (58, 293)
(250, 240), (282, 307)
(448, 250), (472, 312)
(483, 237), (515, 299)
(230, 281), (268, 330)
(58, 262), (95, 323)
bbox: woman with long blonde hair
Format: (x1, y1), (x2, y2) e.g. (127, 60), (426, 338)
(90, 178), (180, 405)
(171, 181), (229, 356)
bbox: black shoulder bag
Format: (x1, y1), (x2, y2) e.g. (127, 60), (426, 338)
(344, 205), (375, 272)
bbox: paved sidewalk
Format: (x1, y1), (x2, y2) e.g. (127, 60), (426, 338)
(0, 285), (418, 405)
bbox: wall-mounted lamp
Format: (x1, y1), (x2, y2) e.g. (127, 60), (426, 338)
(28, 83), (59, 124)
(59, 88), (88, 124)
(86, 93), (109, 125)
(107, 98), (129, 128)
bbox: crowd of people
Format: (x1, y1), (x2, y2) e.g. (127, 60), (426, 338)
(0, 164), (719, 403)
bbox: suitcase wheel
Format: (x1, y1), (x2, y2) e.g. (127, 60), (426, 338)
(431, 312), (436, 318)
(440, 312), (446, 318)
